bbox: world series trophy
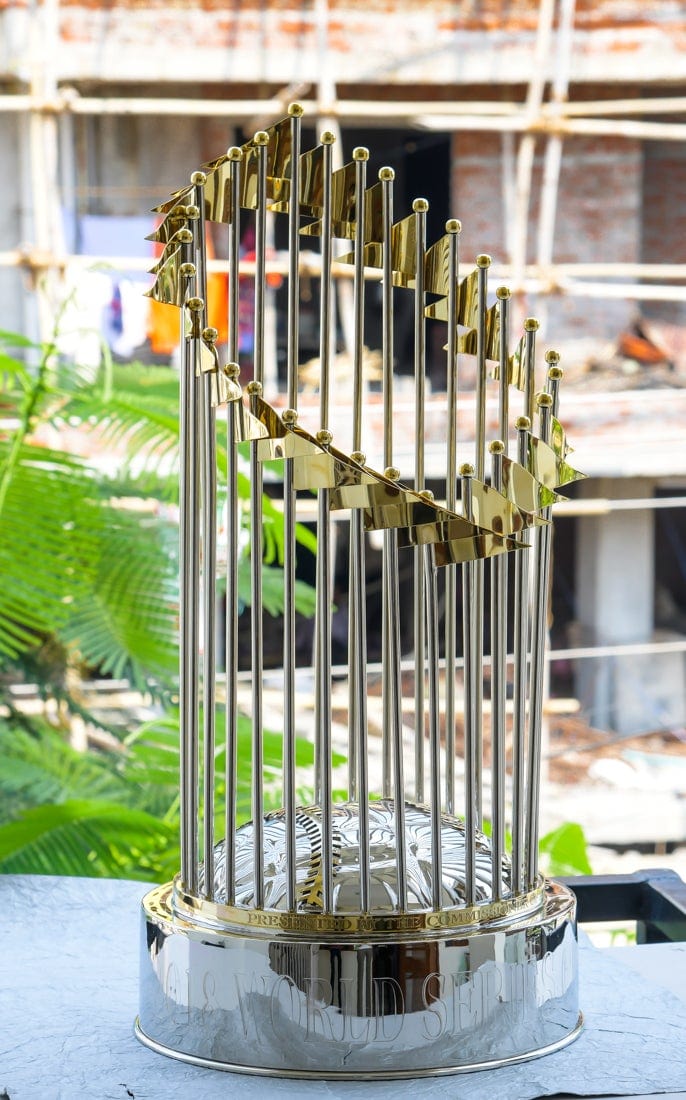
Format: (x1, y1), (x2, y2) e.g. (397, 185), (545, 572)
(136, 104), (585, 1077)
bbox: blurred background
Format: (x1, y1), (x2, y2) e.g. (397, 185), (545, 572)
(1, 0), (685, 921)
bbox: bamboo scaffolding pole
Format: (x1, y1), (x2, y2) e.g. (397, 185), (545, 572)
(7, 92), (686, 124)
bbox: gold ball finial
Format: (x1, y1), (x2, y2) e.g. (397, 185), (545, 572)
(476, 254), (492, 268)
(496, 286), (511, 300)
(227, 146), (243, 161)
(316, 428), (333, 446)
(184, 206), (200, 220)
(537, 392), (553, 409)
(515, 415), (531, 431)
(282, 408), (298, 426)
(419, 489), (434, 501)
(288, 102), (305, 117)
(384, 466), (401, 482)
(379, 166), (395, 182)
(187, 296), (204, 312)
(353, 147), (369, 161)
(179, 262), (196, 278)
(459, 462), (475, 478)
(350, 450), (366, 465)
(202, 326), (218, 344)
(548, 364), (564, 381)
(413, 197), (429, 213)
(446, 218), (461, 234)
(320, 130), (336, 146)
(224, 362), (240, 379)
(190, 171), (207, 186)
(545, 349), (561, 365)
(524, 317), (540, 332)
(246, 380), (262, 396)
(176, 227), (194, 243)
(489, 440), (505, 455)
(253, 130), (269, 146)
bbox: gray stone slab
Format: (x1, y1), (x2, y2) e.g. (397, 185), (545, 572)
(1, 874), (686, 1100)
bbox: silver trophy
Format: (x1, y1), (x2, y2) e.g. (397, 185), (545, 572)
(136, 105), (584, 1077)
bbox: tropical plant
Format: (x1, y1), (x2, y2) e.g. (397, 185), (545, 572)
(0, 327), (315, 721)
(0, 322), (317, 879)
(0, 710), (344, 881)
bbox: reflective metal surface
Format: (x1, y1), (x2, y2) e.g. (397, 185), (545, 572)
(139, 99), (585, 1078)
(138, 879), (580, 1077)
(205, 801), (509, 913)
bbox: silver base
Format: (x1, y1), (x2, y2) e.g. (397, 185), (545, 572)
(137, 874), (581, 1077)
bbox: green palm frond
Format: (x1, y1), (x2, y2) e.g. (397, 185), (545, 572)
(60, 504), (179, 684)
(0, 720), (125, 824)
(0, 798), (174, 878)
(0, 442), (97, 656)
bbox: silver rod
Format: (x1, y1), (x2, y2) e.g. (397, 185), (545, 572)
(314, 132), (335, 913)
(192, 176), (215, 895)
(248, 132), (269, 909)
(351, 148), (368, 453)
(224, 368), (240, 904)
(413, 198), (428, 805)
(511, 417), (531, 896)
(318, 133), (335, 428)
(523, 318), (539, 423)
(248, 385), (265, 908)
(224, 148), (242, 905)
(178, 246), (195, 891)
(380, 166), (395, 801)
(253, 134), (269, 386)
(475, 256), (490, 481)
(444, 220), (460, 815)
(246, 133), (268, 906)
(348, 147), (368, 804)
(461, 465), (478, 906)
(522, 354), (563, 889)
(489, 443), (507, 901)
(201, 366), (217, 898)
(286, 103), (302, 409)
(282, 105), (302, 910)
(424, 545), (443, 909)
(525, 391), (554, 888)
(185, 298), (202, 897)
(496, 287), (511, 452)
(473, 256), (490, 830)
(387, 525), (408, 911)
(381, 168), (395, 468)
(352, 504), (371, 911)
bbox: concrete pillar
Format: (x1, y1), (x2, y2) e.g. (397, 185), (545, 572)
(574, 477), (684, 735)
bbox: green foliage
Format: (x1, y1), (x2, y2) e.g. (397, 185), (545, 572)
(0, 709), (327, 882)
(538, 821), (593, 877)
(0, 328), (316, 719)
(0, 323), (318, 881)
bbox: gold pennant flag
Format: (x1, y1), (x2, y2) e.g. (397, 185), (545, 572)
(500, 455), (565, 514)
(300, 160), (358, 238)
(270, 144), (325, 217)
(527, 436), (587, 491)
(145, 246), (186, 307)
(550, 415), (572, 459)
(432, 532), (524, 568)
(468, 476), (547, 537)
(152, 186), (193, 215)
(424, 233), (452, 299)
(146, 205), (189, 244)
(443, 305), (500, 358)
(425, 268), (479, 323)
(148, 229), (192, 275)
(203, 159), (235, 223)
(336, 210), (419, 281)
(490, 334), (527, 391)
(390, 211), (419, 287)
